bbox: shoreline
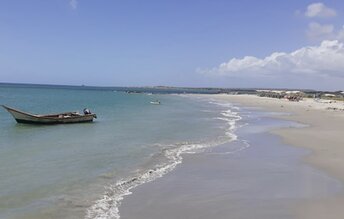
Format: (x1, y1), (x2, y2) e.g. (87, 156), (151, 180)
(119, 94), (344, 219)
(207, 94), (344, 218)
(209, 94), (344, 181)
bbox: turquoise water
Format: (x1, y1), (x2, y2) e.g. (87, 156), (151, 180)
(0, 86), (238, 219)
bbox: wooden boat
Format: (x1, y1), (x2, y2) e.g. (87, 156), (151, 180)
(2, 105), (97, 124)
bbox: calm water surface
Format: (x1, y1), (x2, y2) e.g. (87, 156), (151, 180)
(0, 86), (236, 218)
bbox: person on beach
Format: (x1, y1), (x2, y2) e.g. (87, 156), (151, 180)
(83, 108), (91, 115)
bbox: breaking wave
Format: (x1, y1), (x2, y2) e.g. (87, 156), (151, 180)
(85, 101), (242, 219)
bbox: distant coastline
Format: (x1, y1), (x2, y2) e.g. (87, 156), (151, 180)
(1, 82), (342, 101)
(0, 82), (260, 94)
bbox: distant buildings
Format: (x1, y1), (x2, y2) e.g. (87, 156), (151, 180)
(256, 90), (304, 101)
(256, 89), (344, 101)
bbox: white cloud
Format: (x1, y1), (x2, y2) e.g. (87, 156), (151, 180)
(70, 0), (78, 10)
(307, 22), (334, 40)
(302, 3), (342, 42)
(307, 22), (344, 42)
(338, 26), (344, 41)
(201, 40), (344, 79)
(305, 2), (336, 18)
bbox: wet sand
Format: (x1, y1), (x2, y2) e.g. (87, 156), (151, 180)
(206, 94), (344, 219)
(119, 96), (344, 219)
(210, 95), (344, 182)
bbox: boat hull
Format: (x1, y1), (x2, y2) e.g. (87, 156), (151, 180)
(14, 116), (95, 124)
(2, 105), (96, 124)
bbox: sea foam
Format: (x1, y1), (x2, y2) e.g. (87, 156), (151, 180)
(85, 100), (242, 219)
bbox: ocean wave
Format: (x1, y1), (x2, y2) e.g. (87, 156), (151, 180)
(85, 101), (242, 219)
(209, 139), (251, 155)
(85, 141), (221, 219)
(208, 100), (240, 111)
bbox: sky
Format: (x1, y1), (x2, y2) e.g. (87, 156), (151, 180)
(0, 0), (343, 90)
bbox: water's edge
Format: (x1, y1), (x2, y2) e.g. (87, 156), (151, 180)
(85, 98), (242, 219)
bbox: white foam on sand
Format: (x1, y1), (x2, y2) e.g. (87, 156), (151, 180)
(85, 100), (242, 219)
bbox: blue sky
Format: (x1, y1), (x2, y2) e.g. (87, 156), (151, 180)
(0, 0), (343, 90)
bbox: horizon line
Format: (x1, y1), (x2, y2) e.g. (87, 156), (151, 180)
(1, 82), (341, 93)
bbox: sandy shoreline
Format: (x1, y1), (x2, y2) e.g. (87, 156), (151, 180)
(119, 94), (344, 219)
(211, 94), (344, 181)
(207, 94), (344, 218)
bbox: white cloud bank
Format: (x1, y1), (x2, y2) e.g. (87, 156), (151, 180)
(70, 0), (78, 10)
(202, 40), (344, 80)
(305, 2), (336, 18)
(198, 3), (343, 90)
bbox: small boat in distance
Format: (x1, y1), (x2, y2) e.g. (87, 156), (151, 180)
(2, 105), (97, 124)
(150, 100), (161, 105)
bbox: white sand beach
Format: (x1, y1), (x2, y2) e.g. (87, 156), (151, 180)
(208, 94), (344, 219)
(212, 94), (344, 179)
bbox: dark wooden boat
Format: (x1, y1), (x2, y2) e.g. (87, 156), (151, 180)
(2, 105), (97, 124)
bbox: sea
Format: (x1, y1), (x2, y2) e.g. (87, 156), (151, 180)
(0, 84), (242, 219)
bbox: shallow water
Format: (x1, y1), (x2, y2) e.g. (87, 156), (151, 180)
(0, 86), (238, 218)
